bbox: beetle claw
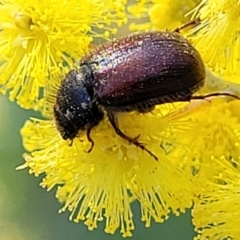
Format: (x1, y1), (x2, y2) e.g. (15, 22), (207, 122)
(130, 138), (146, 148)
(133, 134), (141, 141)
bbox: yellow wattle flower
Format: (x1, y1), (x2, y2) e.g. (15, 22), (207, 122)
(192, 158), (240, 240)
(165, 95), (240, 239)
(0, 0), (127, 109)
(167, 97), (240, 181)
(19, 76), (240, 237)
(128, 0), (200, 31)
(190, 99), (240, 239)
(19, 93), (195, 236)
(188, 0), (240, 83)
(3, 0), (240, 237)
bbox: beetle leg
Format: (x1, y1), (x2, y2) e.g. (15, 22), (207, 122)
(68, 139), (74, 146)
(84, 125), (95, 153)
(174, 18), (200, 33)
(191, 92), (240, 101)
(107, 111), (158, 161)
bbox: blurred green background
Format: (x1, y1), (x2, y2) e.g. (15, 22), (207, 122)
(0, 95), (195, 240)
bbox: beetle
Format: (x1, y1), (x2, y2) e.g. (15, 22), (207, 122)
(53, 20), (239, 160)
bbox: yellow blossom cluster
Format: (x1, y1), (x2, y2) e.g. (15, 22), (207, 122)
(128, 0), (200, 31)
(0, 0), (127, 109)
(20, 102), (194, 237)
(1, 0), (240, 238)
(187, 0), (240, 83)
(193, 159), (240, 239)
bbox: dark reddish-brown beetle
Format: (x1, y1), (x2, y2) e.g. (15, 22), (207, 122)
(54, 20), (239, 160)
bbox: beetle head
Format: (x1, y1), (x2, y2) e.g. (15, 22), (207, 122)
(54, 68), (103, 141)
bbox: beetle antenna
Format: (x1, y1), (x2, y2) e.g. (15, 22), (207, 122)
(191, 92), (240, 101)
(174, 18), (200, 33)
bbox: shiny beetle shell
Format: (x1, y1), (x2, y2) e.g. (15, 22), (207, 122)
(81, 31), (205, 112)
(54, 31), (206, 160)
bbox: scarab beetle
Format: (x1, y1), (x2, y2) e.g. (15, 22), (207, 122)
(53, 21), (239, 160)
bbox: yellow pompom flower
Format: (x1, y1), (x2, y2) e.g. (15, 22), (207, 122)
(188, 0), (240, 82)
(190, 99), (240, 239)
(0, 0), (127, 109)
(7, 0), (240, 238)
(19, 73), (240, 237)
(166, 95), (240, 239)
(19, 88), (195, 236)
(169, 97), (240, 179)
(192, 158), (240, 239)
(128, 0), (200, 31)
